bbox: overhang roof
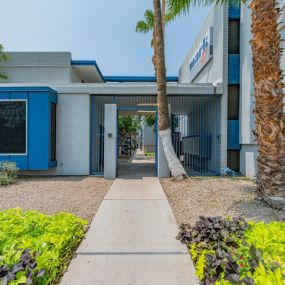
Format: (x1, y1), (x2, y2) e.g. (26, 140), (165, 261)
(0, 83), (223, 96)
(71, 60), (105, 83)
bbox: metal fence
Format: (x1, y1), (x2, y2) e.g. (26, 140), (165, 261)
(90, 95), (221, 176)
(169, 95), (221, 176)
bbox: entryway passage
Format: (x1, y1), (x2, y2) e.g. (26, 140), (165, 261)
(118, 150), (155, 178)
(60, 176), (198, 284)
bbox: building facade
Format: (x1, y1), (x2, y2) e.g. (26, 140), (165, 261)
(0, 3), (281, 178)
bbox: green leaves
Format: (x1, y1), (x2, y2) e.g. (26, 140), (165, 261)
(0, 44), (8, 80)
(167, 0), (242, 19)
(0, 209), (87, 284)
(118, 116), (142, 137)
(178, 217), (285, 284)
(136, 10), (155, 34)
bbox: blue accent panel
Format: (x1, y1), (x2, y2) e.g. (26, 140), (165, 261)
(28, 92), (50, 170)
(228, 120), (241, 150)
(228, 54), (240, 85)
(0, 156), (10, 162)
(104, 76), (178, 83)
(10, 156), (28, 169)
(0, 87), (58, 171)
(229, 5), (240, 20)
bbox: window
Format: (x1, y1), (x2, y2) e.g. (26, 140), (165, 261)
(227, 150), (240, 172)
(0, 100), (27, 154)
(51, 103), (56, 161)
(228, 85), (239, 120)
(229, 20), (240, 54)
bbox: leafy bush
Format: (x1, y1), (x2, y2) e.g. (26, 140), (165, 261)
(0, 209), (87, 284)
(178, 217), (285, 285)
(0, 161), (19, 186)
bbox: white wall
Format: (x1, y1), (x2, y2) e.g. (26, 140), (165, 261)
(142, 125), (155, 149)
(0, 52), (73, 83)
(179, 5), (228, 171)
(179, 6), (226, 85)
(104, 104), (117, 179)
(54, 94), (90, 175)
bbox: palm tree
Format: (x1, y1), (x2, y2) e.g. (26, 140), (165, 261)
(137, 1), (187, 179)
(168, 0), (285, 197)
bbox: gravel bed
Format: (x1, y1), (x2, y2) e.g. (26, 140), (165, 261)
(0, 176), (113, 222)
(161, 177), (285, 226)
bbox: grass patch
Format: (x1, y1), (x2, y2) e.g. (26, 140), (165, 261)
(145, 152), (155, 157)
(178, 217), (285, 284)
(0, 208), (87, 284)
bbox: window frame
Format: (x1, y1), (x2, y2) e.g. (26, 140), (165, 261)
(0, 99), (28, 156)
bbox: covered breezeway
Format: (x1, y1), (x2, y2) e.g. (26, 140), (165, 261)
(88, 83), (222, 178)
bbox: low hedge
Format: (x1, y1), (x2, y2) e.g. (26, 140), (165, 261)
(0, 208), (87, 284)
(178, 217), (285, 285)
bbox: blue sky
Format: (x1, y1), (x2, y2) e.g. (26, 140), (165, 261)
(0, 0), (209, 76)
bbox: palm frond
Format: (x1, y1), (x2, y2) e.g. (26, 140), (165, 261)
(167, 0), (243, 17)
(136, 20), (152, 33)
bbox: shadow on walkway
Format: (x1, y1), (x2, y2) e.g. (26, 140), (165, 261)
(117, 150), (155, 179)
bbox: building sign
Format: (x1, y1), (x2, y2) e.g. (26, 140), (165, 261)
(189, 27), (213, 82)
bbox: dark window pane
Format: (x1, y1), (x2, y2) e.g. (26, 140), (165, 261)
(229, 20), (240, 54)
(227, 150), (240, 172)
(0, 101), (26, 154)
(51, 103), (56, 161)
(228, 85), (239, 120)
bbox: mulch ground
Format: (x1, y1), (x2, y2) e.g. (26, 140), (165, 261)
(0, 176), (113, 222)
(161, 177), (285, 226)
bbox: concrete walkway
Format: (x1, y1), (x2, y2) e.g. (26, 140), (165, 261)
(61, 153), (198, 285)
(118, 150), (155, 178)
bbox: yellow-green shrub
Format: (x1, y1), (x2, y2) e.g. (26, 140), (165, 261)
(0, 208), (87, 284)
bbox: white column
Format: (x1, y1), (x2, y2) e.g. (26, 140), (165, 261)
(158, 104), (171, 178)
(104, 104), (117, 179)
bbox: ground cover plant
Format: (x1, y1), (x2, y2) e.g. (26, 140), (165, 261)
(0, 162), (19, 186)
(178, 216), (285, 285)
(0, 208), (87, 284)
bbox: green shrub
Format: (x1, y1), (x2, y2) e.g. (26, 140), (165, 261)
(0, 208), (87, 284)
(178, 217), (285, 285)
(0, 161), (19, 186)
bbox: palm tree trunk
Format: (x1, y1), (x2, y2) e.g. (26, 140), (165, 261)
(250, 0), (285, 197)
(153, 0), (187, 179)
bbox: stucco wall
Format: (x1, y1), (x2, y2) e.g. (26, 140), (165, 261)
(179, 6), (226, 85)
(0, 52), (73, 83)
(179, 5), (228, 172)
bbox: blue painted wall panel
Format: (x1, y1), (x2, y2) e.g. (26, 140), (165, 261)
(0, 87), (57, 171)
(0, 156), (10, 163)
(28, 93), (50, 170)
(10, 156), (28, 169)
(229, 5), (240, 20)
(228, 120), (241, 150)
(228, 54), (240, 85)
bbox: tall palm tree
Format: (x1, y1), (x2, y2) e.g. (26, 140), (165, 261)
(153, 0), (187, 179)
(168, 0), (285, 197)
(137, 1), (187, 179)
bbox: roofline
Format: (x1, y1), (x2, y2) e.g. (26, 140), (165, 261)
(72, 61), (179, 83)
(103, 76), (179, 83)
(0, 86), (57, 95)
